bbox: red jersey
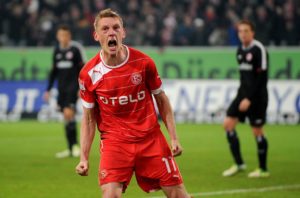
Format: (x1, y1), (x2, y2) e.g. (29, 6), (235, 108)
(79, 46), (163, 142)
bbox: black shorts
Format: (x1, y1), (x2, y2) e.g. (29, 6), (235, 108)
(57, 90), (78, 111)
(227, 94), (268, 127)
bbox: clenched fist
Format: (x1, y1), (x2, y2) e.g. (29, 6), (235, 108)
(76, 161), (89, 176)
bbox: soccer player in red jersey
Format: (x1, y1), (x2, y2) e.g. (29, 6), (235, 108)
(75, 8), (191, 198)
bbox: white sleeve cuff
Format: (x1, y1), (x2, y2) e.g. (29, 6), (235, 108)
(151, 87), (163, 95)
(81, 99), (95, 108)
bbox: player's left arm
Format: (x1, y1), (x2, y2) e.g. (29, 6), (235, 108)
(73, 41), (87, 70)
(146, 57), (183, 156)
(76, 49), (85, 69)
(248, 46), (268, 98)
(240, 46), (268, 111)
(73, 43), (87, 96)
(154, 91), (183, 157)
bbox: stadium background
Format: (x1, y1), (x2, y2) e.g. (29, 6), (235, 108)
(1, 0), (300, 197)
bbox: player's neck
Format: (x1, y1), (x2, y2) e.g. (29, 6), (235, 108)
(60, 42), (70, 49)
(102, 46), (128, 67)
(242, 39), (254, 49)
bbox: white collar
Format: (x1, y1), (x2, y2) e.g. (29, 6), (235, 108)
(100, 45), (129, 69)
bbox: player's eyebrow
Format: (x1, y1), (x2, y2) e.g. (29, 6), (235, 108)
(101, 25), (109, 29)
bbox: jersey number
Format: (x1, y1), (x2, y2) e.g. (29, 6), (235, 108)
(162, 157), (177, 173)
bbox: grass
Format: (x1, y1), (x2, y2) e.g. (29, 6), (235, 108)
(0, 121), (300, 197)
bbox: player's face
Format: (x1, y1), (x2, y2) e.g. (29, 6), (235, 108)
(238, 24), (254, 46)
(94, 17), (126, 56)
(56, 30), (71, 47)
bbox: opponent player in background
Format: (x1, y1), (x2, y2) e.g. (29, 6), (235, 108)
(75, 9), (191, 198)
(222, 20), (270, 178)
(44, 25), (86, 158)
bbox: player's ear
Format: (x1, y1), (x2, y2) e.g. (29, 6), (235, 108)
(93, 31), (100, 41)
(93, 31), (99, 41)
(56, 31), (60, 41)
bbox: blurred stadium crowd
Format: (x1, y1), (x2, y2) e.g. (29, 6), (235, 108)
(1, 0), (300, 47)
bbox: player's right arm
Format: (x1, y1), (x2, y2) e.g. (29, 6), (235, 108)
(76, 66), (97, 176)
(76, 106), (96, 176)
(44, 50), (58, 102)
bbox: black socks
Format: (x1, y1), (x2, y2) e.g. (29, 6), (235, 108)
(226, 130), (244, 165)
(256, 135), (268, 171)
(65, 120), (78, 152)
(226, 129), (268, 171)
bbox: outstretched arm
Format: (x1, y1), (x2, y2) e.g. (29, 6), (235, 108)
(154, 91), (183, 157)
(75, 106), (96, 176)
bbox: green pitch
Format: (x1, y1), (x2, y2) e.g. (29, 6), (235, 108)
(0, 121), (299, 197)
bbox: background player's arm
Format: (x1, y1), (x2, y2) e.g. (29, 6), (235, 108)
(74, 46), (86, 71)
(154, 91), (183, 157)
(74, 48), (86, 97)
(76, 107), (96, 176)
(242, 72), (266, 102)
(44, 52), (58, 102)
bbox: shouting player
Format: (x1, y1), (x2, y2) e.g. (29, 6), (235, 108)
(222, 20), (270, 178)
(75, 9), (190, 197)
(44, 25), (86, 158)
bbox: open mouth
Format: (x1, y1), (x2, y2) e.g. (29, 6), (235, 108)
(108, 39), (117, 47)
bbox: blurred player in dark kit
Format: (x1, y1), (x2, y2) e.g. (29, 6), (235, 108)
(44, 25), (86, 158)
(223, 20), (270, 178)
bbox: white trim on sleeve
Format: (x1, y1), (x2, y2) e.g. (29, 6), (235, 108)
(151, 87), (163, 95)
(253, 40), (267, 70)
(81, 99), (95, 108)
(71, 40), (88, 62)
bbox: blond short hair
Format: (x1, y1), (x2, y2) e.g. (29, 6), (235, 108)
(94, 8), (123, 30)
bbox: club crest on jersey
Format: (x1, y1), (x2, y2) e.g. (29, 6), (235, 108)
(131, 72), (142, 85)
(66, 51), (73, 59)
(246, 53), (253, 61)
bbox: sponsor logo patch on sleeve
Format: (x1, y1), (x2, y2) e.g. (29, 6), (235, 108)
(79, 79), (86, 91)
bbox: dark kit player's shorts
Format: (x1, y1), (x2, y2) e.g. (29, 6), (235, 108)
(57, 89), (78, 110)
(98, 130), (183, 192)
(227, 94), (268, 127)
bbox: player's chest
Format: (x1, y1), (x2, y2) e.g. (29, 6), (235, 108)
(55, 50), (75, 69)
(95, 68), (146, 96)
(55, 49), (75, 61)
(237, 50), (256, 64)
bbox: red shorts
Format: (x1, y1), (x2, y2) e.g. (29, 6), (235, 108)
(98, 130), (183, 192)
